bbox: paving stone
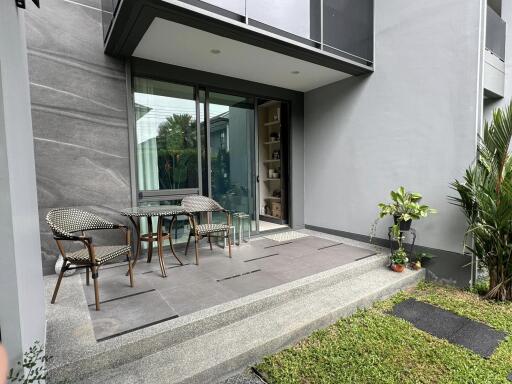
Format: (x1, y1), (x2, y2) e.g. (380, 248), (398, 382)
(392, 299), (507, 358)
(89, 290), (177, 341)
(450, 319), (507, 358)
(507, 372), (512, 381)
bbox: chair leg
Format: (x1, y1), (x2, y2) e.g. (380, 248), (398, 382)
(208, 234), (213, 251)
(51, 261), (68, 304)
(185, 233), (192, 256)
(227, 230), (232, 258)
(127, 252), (134, 288)
(147, 239), (153, 263)
(91, 265), (100, 311)
(85, 267), (90, 286)
(194, 236), (199, 265)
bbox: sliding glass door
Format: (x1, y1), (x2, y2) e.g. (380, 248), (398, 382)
(208, 92), (256, 231)
(133, 78), (256, 232)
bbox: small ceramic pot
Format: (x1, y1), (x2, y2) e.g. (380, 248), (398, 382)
(391, 263), (406, 272)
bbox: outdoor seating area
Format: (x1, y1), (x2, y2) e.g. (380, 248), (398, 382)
(46, 225), (377, 342)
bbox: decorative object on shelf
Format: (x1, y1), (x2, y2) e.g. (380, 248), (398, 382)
(268, 168), (274, 178)
(272, 150), (280, 160)
(270, 132), (279, 142)
(272, 190), (281, 198)
(271, 201), (281, 218)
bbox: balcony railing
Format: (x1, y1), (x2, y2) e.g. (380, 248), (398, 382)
(188, 0), (374, 65)
(486, 6), (506, 61)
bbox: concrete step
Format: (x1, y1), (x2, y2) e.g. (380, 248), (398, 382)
(47, 253), (391, 383)
(74, 266), (425, 384)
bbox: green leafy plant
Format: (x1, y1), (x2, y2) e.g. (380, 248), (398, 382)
(451, 102), (512, 301)
(377, 186), (436, 224)
(7, 341), (51, 384)
(391, 247), (409, 265)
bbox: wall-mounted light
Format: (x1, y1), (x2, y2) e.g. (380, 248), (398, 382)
(15, 0), (40, 8)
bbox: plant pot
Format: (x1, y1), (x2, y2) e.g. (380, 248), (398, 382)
(391, 263), (406, 272)
(393, 215), (412, 231)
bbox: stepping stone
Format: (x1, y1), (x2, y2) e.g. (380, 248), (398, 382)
(508, 372), (512, 382)
(392, 299), (507, 358)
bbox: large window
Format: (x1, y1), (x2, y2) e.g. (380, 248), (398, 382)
(133, 78), (199, 194)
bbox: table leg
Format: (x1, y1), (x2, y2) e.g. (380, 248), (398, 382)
(169, 215), (184, 265)
(147, 217), (153, 263)
(157, 216), (167, 277)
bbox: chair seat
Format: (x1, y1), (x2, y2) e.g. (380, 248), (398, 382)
(66, 245), (130, 265)
(193, 223), (230, 235)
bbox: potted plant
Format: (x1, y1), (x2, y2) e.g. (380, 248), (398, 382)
(377, 186), (436, 231)
(371, 187), (436, 272)
(390, 247), (408, 272)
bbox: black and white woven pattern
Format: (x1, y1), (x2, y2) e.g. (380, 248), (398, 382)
(182, 195), (224, 213)
(46, 208), (115, 239)
(65, 245), (130, 265)
(120, 205), (187, 217)
(193, 223), (230, 235)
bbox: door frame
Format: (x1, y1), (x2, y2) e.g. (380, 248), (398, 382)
(129, 58), (303, 231)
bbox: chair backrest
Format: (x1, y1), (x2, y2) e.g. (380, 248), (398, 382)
(46, 208), (115, 239)
(181, 195), (224, 213)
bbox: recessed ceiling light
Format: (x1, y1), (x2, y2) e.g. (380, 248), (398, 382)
(291, 70), (300, 74)
(210, 49), (221, 54)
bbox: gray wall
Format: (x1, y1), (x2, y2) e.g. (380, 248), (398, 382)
(25, 0), (131, 275)
(304, 0), (485, 286)
(0, 1), (46, 368)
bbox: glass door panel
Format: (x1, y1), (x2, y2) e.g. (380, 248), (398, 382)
(133, 78), (199, 194)
(208, 92), (256, 232)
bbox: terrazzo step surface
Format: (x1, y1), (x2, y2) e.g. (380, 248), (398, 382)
(71, 267), (425, 384)
(46, 251), (390, 383)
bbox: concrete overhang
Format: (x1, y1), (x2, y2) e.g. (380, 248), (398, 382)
(105, 0), (373, 92)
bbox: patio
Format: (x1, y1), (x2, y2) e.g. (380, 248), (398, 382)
(75, 230), (377, 341)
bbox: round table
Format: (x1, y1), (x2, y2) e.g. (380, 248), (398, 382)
(120, 206), (188, 277)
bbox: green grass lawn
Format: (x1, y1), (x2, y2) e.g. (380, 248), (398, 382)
(255, 283), (512, 384)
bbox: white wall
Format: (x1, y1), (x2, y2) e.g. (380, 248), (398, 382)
(304, 0), (483, 258)
(0, 1), (46, 369)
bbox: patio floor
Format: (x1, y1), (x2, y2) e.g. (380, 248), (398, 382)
(77, 231), (377, 341)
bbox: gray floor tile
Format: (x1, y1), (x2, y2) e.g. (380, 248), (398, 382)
(158, 280), (239, 316)
(89, 290), (177, 341)
(81, 272), (153, 306)
(218, 271), (284, 297)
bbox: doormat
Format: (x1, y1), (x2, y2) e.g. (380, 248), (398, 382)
(391, 298), (507, 358)
(264, 231), (309, 242)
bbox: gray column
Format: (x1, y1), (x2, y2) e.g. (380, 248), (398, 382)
(0, 2), (46, 369)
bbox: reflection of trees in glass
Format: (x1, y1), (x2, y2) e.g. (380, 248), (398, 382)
(156, 113), (197, 190)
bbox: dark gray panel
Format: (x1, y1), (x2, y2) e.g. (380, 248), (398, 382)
(392, 299), (506, 358)
(25, 0), (130, 275)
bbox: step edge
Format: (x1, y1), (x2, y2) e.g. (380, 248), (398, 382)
(47, 253), (390, 382)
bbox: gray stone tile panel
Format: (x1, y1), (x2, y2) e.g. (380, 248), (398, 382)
(392, 299), (506, 358)
(89, 290), (177, 341)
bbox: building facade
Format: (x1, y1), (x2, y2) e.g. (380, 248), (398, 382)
(0, 0), (508, 365)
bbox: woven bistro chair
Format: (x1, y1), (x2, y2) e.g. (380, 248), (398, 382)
(181, 195), (232, 265)
(46, 208), (134, 310)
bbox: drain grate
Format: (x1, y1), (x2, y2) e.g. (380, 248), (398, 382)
(87, 289), (155, 307)
(317, 243), (344, 250)
(264, 241), (293, 249)
(217, 269), (261, 282)
(244, 253), (279, 262)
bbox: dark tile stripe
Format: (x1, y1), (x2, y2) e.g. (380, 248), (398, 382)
(264, 241), (293, 249)
(96, 314), (179, 342)
(317, 243), (344, 250)
(87, 289), (155, 307)
(216, 269), (261, 282)
(355, 252), (378, 261)
(244, 253), (279, 262)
